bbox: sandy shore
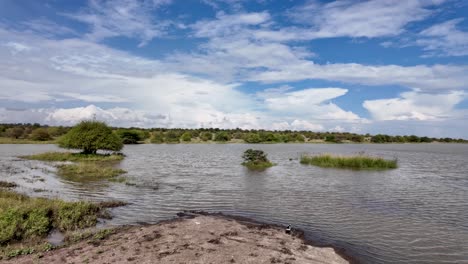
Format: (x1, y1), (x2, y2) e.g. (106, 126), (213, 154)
(4, 214), (349, 264)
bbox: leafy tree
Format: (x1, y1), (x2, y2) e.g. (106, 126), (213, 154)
(200, 132), (212, 141)
(214, 131), (230, 142)
(58, 121), (123, 154)
(181, 132), (192, 142)
(30, 128), (51, 141)
(325, 135), (336, 143)
(242, 149), (270, 163)
(151, 131), (164, 143)
(6, 127), (24, 139)
(244, 133), (261, 143)
(116, 129), (142, 144)
(164, 131), (180, 143)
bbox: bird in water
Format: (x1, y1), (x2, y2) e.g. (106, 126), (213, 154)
(285, 225), (292, 234)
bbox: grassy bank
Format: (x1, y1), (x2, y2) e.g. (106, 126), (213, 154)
(0, 138), (56, 144)
(0, 190), (103, 245)
(301, 154), (397, 170)
(57, 163), (126, 181)
(21, 152), (124, 162)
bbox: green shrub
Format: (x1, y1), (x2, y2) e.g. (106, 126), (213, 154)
(116, 129), (142, 144)
(30, 128), (51, 141)
(241, 149), (274, 169)
(151, 131), (164, 143)
(200, 132), (212, 141)
(21, 152), (123, 162)
(58, 121), (123, 154)
(180, 132), (192, 142)
(214, 131), (230, 142)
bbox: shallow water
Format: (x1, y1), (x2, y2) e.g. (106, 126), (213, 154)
(1, 143), (467, 264)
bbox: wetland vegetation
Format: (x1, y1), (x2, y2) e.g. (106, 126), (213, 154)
(241, 149), (275, 170)
(300, 154), (398, 170)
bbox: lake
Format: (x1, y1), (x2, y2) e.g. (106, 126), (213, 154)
(1, 144), (467, 263)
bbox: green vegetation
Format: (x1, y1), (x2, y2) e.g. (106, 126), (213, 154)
(1, 123), (467, 144)
(21, 152), (124, 162)
(0, 189), (105, 245)
(58, 121), (123, 154)
(57, 163), (126, 181)
(300, 154), (398, 170)
(241, 149), (274, 170)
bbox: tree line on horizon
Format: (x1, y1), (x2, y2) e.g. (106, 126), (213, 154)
(0, 123), (466, 144)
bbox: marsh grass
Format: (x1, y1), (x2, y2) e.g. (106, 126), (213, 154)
(241, 161), (275, 170)
(0, 190), (103, 245)
(56, 163), (126, 182)
(21, 152), (124, 162)
(0, 138), (56, 144)
(300, 154), (397, 170)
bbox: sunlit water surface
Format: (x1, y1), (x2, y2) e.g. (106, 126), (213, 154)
(1, 144), (467, 264)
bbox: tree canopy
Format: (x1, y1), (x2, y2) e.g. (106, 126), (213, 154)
(58, 121), (123, 154)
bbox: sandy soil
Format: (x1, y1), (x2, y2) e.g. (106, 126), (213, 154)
(4, 214), (349, 264)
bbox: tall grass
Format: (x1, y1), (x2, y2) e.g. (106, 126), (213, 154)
(21, 152), (124, 162)
(0, 190), (102, 245)
(300, 154), (397, 170)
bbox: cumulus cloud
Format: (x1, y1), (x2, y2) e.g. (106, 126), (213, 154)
(363, 91), (466, 121)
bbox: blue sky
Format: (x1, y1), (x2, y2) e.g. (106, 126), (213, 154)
(0, 0), (468, 138)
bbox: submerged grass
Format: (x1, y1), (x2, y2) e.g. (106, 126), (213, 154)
(56, 163), (126, 182)
(0, 190), (102, 245)
(21, 152), (124, 162)
(0, 181), (17, 188)
(300, 154), (397, 170)
(241, 161), (275, 170)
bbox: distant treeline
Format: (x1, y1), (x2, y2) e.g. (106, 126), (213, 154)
(0, 123), (466, 144)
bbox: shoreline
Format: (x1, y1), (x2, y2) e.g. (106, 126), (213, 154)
(3, 211), (355, 264)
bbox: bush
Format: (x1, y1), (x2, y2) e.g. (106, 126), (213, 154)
(180, 132), (192, 142)
(244, 133), (261, 143)
(30, 128), (51, 141)
(241, 149), (274, 169)
(200, 132), (212, 141)
(116, 129), (142, 144)
(214, 131), (230, 142)
(151, 131), (164, 143)
(58, 121), (123, 154)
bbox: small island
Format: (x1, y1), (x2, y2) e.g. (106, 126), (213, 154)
(301, 154), (398, 170)
(241, 149), (275, 170)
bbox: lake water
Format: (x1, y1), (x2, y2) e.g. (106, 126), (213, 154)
(1, 144), (467, 263)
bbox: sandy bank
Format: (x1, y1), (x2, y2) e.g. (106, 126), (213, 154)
(4, 214), (349, 264)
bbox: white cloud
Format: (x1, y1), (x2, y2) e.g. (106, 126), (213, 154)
(363, 91), (466, 121)
(416, 18), (468, 57)
(65, 0), (172, 46)
(288, 0), (444, 39)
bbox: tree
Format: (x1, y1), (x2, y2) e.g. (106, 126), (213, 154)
(181, 132), (192, 142)
(6, 127), (24, 139)
(242, 149), (269, 163)
(151, 131), (164, 143)
(244, 133), (261, 143)
(214, 131), (230, 142)
(164, 131), (180, 143)
(58, 121), (123, 154)
(116, 129), (142, 144)
(200, 132), (212, 141)
(30, 128), (51, 141)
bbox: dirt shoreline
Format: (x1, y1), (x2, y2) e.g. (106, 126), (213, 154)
(3, 212), (351, 264)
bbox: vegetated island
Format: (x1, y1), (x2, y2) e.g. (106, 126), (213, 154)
(241, 149), (275, 170)
(301, 154), (398, 170)
(2, 212), (350, 264)
(1, 123), (466, 144)
(21, 121), (127, 182)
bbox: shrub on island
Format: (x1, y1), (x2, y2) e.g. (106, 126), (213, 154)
(300, 154), (397, 170)
(241, 149), (274, 170)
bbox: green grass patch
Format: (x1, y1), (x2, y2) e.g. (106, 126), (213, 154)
(241, 161), (275, 170)
(0, 137), (56, 144)
(21, 152), (124, 162)
(0, 190), (101, 245)
(300, 154), (397, 170)
(56, 163), (126, 182)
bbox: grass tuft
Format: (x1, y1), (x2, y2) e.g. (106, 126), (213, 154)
(0, 190), (127, 246)
(241, 161), (275, 170)
(21, 152), (124, 162)
(56, 163), (126, 182)
(300, 154), (397, 170)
